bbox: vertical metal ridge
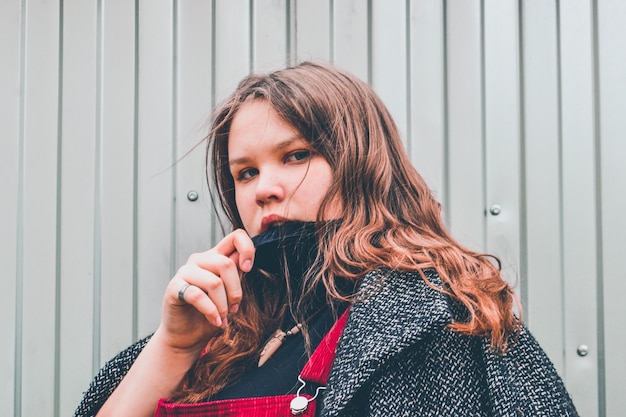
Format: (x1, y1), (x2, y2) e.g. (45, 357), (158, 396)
(171, 0), (179, 276)
(132, 0), (140, 341)
(92, 0), (104, 374)
(329, 0), (334, 64)
(286, 0), (292, 66)
(210, 0), (216, 110)
(405, 0), (411, 156)
(480, 0), (487, 250)
(442, 0), (450, 223)
(590, 0), (606, 414)
(249, 0), (254, 71)
(210, 0), (219, 245)
(366, 0), (372, 85)
(292, 0), (298, 65)
(14, 0), (26, 414)
(517, 0), (529, 315)
(54, 1), (65, 415)
(555, 0), (567, 379)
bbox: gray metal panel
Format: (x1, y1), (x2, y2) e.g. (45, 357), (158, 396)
(253, 0), (288, 71)
(176, 0), (214, 269)
(446, 0), (485, 248)
(332, 0), (369, 82)
(99, 0), (137, 364)
(408, 0), (446, 201)
(136, 0), (175, 337)
(560, 0), (600, 414)
(57, 1), (98, 414)
(213, 0), (251, 104)
(520, 0), (565, 373)
(19, 1), (61, 415)
(0, 1), (20, 415)
(294, 0), (331, 62)
(371, 0), (408, 145)
(483, 0), (521, 288)
(597, 1), (626, 415)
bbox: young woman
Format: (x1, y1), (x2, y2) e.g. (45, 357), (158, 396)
(75, 61), (578, 417)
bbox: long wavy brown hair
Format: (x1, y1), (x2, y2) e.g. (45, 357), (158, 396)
(172, 61), (519, 402)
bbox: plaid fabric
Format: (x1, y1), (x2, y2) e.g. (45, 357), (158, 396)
(74, 269), (579, 417)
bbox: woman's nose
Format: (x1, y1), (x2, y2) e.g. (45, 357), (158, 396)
(255, 171), (285, 205)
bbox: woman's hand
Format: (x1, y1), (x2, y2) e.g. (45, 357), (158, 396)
(96, 229), (256, 417)
(156, 228), (255, 353)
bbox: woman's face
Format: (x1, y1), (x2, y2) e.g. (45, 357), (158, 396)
(227, 100), (335, 237)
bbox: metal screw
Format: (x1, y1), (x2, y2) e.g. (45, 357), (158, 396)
(576, 345), (589, 357)
(187, 190), (199, 202)
(489, 204), (502, 216)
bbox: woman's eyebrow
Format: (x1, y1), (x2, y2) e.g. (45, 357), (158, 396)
(229, 135), (305, 167)
(228, 156), (251, 167)
(274, 135), (305, 150)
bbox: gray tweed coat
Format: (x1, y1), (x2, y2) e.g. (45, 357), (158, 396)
(74, 269), (578, 417)
(319, 269), (578, 416)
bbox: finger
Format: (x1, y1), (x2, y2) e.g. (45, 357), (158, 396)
(177, 282), (223, 327)
(175, 265), (232, 325)
(213, 229), (256, 272)
(186, 253), (243, 315)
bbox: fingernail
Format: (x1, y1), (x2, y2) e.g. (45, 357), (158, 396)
(214, 316), (222, 327)
(221, 316), (229, 327)
(229, 303), (240, 314)
(242, 259), (252, 271)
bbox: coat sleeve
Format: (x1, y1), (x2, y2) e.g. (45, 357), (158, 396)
(480, 325), (580, 417)
(73, 335), (152, 417)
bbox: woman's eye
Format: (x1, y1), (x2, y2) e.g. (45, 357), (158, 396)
(236, 168), (258, 181)
(285, 150), (312, 163)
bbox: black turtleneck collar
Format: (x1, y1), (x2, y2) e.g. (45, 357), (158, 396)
(251, 221), (321, 278)
(249, 221), (342, 324)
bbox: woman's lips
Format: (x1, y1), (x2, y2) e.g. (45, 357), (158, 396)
(260, 214), (289, 234)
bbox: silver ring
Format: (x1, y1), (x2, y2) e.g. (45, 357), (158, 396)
(178, 283), (191, 302)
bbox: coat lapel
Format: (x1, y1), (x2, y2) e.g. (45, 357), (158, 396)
(321, 269), (453, 416)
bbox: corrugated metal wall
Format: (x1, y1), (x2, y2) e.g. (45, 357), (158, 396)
(1, 1), (624, 416)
